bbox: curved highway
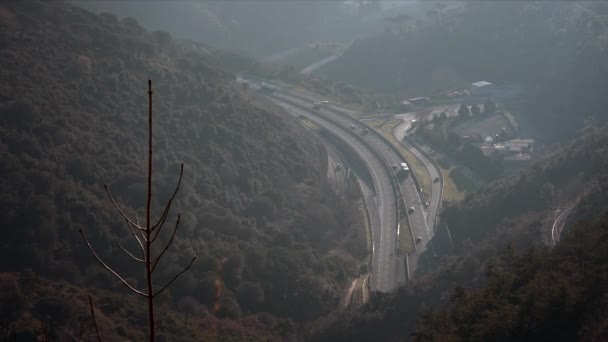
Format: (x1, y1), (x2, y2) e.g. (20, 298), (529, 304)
(319, 104), (431, 277)
(247, 77), (445, 289)
(394, 118), (443, 234)
(269, 94), (400, 293)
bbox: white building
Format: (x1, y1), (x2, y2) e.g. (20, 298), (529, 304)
(471, 81), (496, 97)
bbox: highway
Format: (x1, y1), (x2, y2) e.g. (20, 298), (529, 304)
(552, 206), (574, 245)
(394, 117), (443, 233)
(269, 94), (400, 293)
(319, 103), (430, 277)
(248, 78), (444, 289)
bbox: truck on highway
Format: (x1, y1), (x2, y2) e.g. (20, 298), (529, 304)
(400, 162), (410, 172)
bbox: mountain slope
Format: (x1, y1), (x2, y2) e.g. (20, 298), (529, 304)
(0, 1), (366, 338)
(320, 1), (608, 139)
(310, 127), (608, 341)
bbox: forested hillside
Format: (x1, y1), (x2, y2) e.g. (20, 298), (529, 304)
(310, 127), (608, 341)
(321, 1), (608, 138)
(0, 1), (365, 339)
(412, 213), (608, 341)
(74, 0), (346, 59)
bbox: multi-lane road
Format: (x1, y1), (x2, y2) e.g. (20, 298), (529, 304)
(247, 79), (444, 292)
(394, 117), (443, 236)
(270, 93), (400, 292)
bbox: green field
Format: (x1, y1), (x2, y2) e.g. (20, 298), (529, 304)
(399, 211), (415, 254)
(441, 166), (466, 202)
(297, 115), (321, 131)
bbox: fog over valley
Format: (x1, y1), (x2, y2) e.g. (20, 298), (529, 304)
(2, 1), (608, 341)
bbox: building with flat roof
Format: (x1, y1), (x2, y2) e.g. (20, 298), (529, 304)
(472, 81), (493, 87)
(400, 100), (411, 111)
(408, 97), (430, 105)
(471, 81), (496, 97)
(493, 138), (534, 157)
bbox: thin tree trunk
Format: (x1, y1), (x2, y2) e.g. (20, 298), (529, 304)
(146, 80), (155, 342)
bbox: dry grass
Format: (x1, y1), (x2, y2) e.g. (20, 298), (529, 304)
(399, 213), (414, 254)
(441, 166), (465, 202)
(358, 200), (373, 253)
(298, 116), (322, 131)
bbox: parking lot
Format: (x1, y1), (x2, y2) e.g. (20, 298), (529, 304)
(451, 112), (516, 140)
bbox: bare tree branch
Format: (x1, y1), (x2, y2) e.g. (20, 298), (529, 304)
(104, 185), (145, 232)
(134, 211), (148, 242)
(150, 198), (172, 238)
(127, 219), (146, 254)
(151, 163), (184, 233)
(117, 242), (145, 262)
(153, 257), (196, 298)
(151, 215), (181, 272)
(82, 81), (192, 342)
(79, 229), (146, 297)
(88, 295), (103, 342)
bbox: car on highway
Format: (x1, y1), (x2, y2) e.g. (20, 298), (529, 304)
(335, 164), (342, 171)
(408, 206), (415, 214)
(313, 102), (321, 110)
(321, 100), (329, 104)
(433, 177), (440, 183)
(362, 128), (370, 135)
(392, 164), (399, 170)
(415, 236), (422, 244)
(350, 124), (356, 130)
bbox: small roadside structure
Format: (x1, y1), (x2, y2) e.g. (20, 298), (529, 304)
(494, 139), (534, 154)
(408, 97), (430, 105)
(471, 81), (496, 97)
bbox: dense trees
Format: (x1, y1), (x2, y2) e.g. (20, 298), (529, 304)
(311, 128), (608, 341)
(322, 1), (608, 139)
(470, 104), (481, 116)
(483, 98), (496, 114)
(0, 1), (366, 338)
(457, 104), (470, 117)
(414, 213), (608, 341)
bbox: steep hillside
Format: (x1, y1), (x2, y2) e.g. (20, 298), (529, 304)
(321, 1), (608, 139)
(412, 213), (608, 341)
(74, 0), (346, 59)
(0, 1), (366, 338)
(310, 127), (608, 341)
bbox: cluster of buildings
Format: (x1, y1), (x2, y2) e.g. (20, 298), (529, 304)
(342, 0), (381, 15)
(399, 80), (523, 111)
(474, 134), (535, 170)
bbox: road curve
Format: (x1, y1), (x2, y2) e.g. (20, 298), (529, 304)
(319, 105), (430, 277)
(275, 90), (431, 281)
(247, 77), (443, 286)
(552, 206), (574, 245)
(269, 94), (400, 293)
(394, 119), (443, 234)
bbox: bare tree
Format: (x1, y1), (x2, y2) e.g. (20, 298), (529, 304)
(80, 80), (196, 341)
